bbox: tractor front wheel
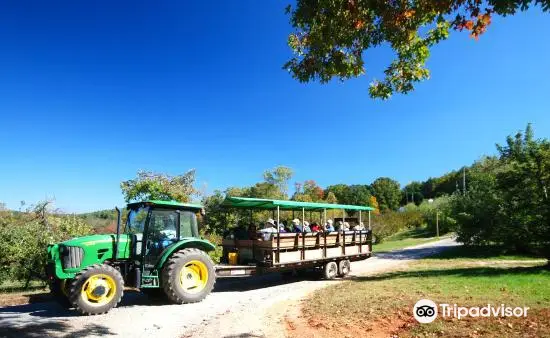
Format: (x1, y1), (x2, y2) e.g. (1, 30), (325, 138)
(68, 264), (124, 315)
(162, 248), (216, 304)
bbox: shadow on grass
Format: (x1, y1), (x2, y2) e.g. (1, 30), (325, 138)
(349, 265), (549, 283)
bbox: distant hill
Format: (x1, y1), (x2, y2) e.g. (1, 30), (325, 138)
(78, 209), (120, 233)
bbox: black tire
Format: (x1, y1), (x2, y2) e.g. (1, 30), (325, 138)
(50, 278), (71, 307)
(337, 260), (351, 277)
(68, 264), (124, 315)
(162, 248), (216, 304)
(323, 261), (338, 280)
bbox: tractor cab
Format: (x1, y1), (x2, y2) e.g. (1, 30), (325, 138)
(124, 200), (204, 282)
(47, 200), (215, 315)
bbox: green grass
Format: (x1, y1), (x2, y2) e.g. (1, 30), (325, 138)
(372, 227), (451, 253)
(304, 245), (550, 338)
(0, 280), (47, 293)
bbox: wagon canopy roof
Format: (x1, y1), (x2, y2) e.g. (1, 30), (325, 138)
(222, 196), (374, 211)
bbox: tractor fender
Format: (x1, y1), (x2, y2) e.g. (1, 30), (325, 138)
(155, 238), (215, 270)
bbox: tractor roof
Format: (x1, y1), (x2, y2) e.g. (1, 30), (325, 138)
(127, 200), (204, 210)
(222, 196), (374, 211)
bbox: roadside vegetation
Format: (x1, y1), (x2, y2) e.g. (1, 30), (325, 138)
(0, 124), (547, 290)
(300, 246), (550, 338)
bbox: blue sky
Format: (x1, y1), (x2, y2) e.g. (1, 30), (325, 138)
(0, 2), (549, 213)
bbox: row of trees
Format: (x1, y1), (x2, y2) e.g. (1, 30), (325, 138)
(1, 125), (547, 286)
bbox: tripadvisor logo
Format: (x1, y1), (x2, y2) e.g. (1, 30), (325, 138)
(413, 299), (438, 323)
(413, 299), (530, 323)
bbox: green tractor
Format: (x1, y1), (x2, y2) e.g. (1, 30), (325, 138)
(46, 200), (216, 315)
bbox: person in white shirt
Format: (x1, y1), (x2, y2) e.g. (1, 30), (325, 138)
(259, 218), (277, 240)
(324, 219), (335, 232)
(353, 222), (365, 231)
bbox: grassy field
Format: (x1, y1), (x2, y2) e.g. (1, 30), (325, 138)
(302, 246), (550, 338)
(372, 227), (451, 253)
(0, 280), (46, 293)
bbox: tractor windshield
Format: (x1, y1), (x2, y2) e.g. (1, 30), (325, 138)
(126, 207), (149, 234)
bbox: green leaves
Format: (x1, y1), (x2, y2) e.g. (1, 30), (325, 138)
(285, 0), (548, 99)
(120, 169), (198, 203)
(0, 202), (93, 285)
(450, 124), (550, 257)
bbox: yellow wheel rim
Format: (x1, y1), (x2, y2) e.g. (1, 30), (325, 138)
(179, 260), (208, 294)
(81, 274), (116, 306)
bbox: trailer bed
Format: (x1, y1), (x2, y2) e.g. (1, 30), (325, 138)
(217, 230), (372, 276)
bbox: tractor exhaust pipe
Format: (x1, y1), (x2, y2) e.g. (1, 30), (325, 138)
(115, 206), (121, 260)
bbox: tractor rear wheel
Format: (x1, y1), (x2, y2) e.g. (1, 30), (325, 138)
(68, 264), (124, 315)
(162, 248), (216, 304)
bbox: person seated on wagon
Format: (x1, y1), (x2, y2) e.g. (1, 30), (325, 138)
(275, 220), (287, 233)
(343, 222), (350, 231)
(353, 222), (365, 231)
(324, 219), (335, 232)
(292, 218), (302, 232)
(259, 218), (278, 240)
(310, 222), (321, 232)
(233, 223), (248, 240)
(247, 224), (258, 240)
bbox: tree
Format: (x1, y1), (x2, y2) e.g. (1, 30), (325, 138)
(285, 0), (549, 99)
(369, 195), (380, 215)
(293, 179), (325, 202)
(448, 125), (550, 264)
(370, 177), (401, 211)
(325, 184), (372, 207)
(403, 181), (423, 204)
(201, 190), (241, 235)
(496, 124), (550, 258)
(325, 184), (352, 204)
(325, 191), (338, 204)
(120, 170), (198, 203)
(263, 166), (294, 198)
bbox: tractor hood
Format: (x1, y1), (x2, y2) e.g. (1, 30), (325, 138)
(47, 233), (132, 279)
(61, 233), (129, 248)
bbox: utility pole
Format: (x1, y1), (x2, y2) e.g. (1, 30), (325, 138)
(436, 212), (440, 238)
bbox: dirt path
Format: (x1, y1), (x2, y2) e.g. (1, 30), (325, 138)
(0, 238), (458, 338)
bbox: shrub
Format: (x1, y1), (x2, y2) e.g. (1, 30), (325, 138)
(0, 202), (93, 286)
(371, 208), (424, 242)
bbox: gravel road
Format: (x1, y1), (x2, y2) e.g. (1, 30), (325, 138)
(0, 238), (458, 338)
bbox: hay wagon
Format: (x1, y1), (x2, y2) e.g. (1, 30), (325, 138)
(215, 197), (374, 279)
